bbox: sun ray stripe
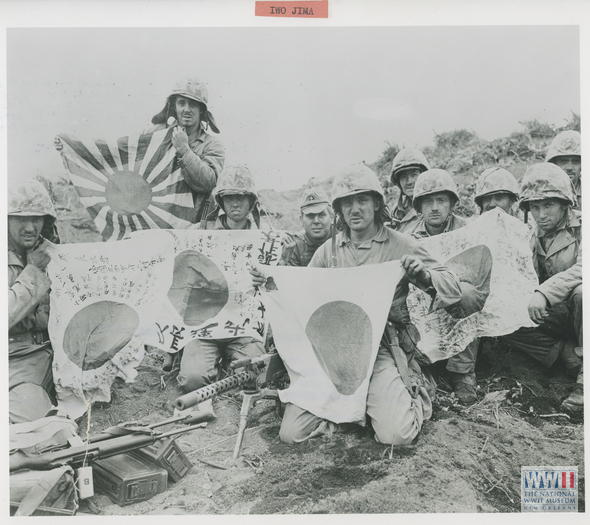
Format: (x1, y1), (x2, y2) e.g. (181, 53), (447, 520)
(151, 195), (194, 210)
(138, 210), (160, 229)
(109, 211), (122, 241)
(78, 195), (106, 208)
(126, 214), (139, 232)
(119, 214), (132, 237)
(145, 151), (175, 185)
(149, 202), (195, 225)
(93, 206), (110, 239)
(142, 129), (175, 180)
(134, 133), (153, 175)
(59, 134), (108, 174)
(83, 140), (116, 176)
(64, 155), (109, 186)
(151, 180), (193, 198)
(135, 213), (151, 230)
(109, 140), (124, 172)
(95, 139), (119, 172)
(144, 207), (174, 229)
(150, 166), (186, 192)
(126, 135), (139, 172)
(86, 201), (107, 220)
(116, 136), (128, 168)
(138, 130), (165, 176)
(69, 172), (107, 193)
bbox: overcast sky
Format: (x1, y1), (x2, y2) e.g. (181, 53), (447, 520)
(6, 25), (580, 191)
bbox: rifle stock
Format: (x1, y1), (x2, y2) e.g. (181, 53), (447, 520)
(10, 424), (204, 473)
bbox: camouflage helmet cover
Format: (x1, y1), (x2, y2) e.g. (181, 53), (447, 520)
(8, 178), (57, 219)
(331, 163), (385, 206)
(412, 169), (459, 211)
(519, 163), (575, 210)
(545, 130), (581, 163)
(474, 167), (519, 207)
(215, 165), (259, 208)
(390, 148), (431, 186)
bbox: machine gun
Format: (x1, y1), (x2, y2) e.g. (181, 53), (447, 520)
(10, 411), (209, 473)
(174, 352), (285, 459)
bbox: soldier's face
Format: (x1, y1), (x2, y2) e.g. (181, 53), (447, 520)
(481, 193), (514, 214)
(340, 192), (379, 233)
(301, 208), (331, 241)
(223, 194), (251, 223)
(419, 192), (453, 228)
(529, 199), (568, 233)
(8, 215), (44, 251)
(553, 156), (581, 184)
(398, 168), (421, 198)
(175, 96), (201, 130)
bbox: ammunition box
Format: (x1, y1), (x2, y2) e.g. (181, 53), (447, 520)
(132, 437), (193, 483)
(92, 452), (167, 506)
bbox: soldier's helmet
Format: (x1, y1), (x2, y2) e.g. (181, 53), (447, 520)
(215, 165), (259, 209)
(519, 163), (575, 211)
(8, 178), (57, 219)
(331, 164), (390, 225)
(545, 130), (581, 163)
(412, 169), (460, 211)
(390, 148), (430, 187)
(474, 167), (519, 208)
(152, 77), (220, 133)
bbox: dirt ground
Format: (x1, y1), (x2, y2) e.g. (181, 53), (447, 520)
(52, 211), (585, 516)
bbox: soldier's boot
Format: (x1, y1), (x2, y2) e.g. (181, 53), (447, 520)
(450, 371), (478, 406)
(561, 368), (583, 418)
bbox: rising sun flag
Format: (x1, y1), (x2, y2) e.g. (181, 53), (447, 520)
(58, 128), (196, 240)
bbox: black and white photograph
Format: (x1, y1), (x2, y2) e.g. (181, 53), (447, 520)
(3, 0), (587, 518)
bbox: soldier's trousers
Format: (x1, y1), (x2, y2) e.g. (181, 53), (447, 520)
(178, 336), (265, 392)
(503, 284), (582, 371)
(279, 343), (433, 446)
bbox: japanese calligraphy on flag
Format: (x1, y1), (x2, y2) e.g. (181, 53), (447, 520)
(58, 128), (196, 241)
(261, 261), (402, 425)
(139, 229), (284, 352)
(407, 209), (538, 364)
(46, 232), (174, 419)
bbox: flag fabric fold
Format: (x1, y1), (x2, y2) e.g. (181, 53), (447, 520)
(407, 208), (538, 363)
(58, 128), (196, 240)
(46, 231), (174, 419)
(261, 261), (403, 425)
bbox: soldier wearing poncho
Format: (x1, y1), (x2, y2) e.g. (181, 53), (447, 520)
(8, 179), (59, 423)
(256, 164), (462, 445)
(389, 148), (431, 234)
(504, 163), (582, 416)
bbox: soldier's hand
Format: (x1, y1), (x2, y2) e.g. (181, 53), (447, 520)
(27, 239), (51, 271)
(400, 254), (432, 286)
(528, 291), (549, 324)
(250, 265), (268, 289)
(280, 233), (297, 264)
(172, 126), (190, 156)
(54, 137), (63, 152)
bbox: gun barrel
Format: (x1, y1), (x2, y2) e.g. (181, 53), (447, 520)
(175, 369), (256, 411)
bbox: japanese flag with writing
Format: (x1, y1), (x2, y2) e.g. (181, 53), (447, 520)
(139, 229), (284, 352)
(261, 261), (402, 425)
(407, 208), (538, 363)
(46, 231), (174, 419)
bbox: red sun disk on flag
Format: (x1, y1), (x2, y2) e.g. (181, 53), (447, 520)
(306, 301), (373, 396)
(167, 250), (230, 326)
(62, 301), (140, 371)
(105, 170), (153, 215)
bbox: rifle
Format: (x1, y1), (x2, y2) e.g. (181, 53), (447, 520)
(174, 352), (284, 458)
(10, 421), (206, 473)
